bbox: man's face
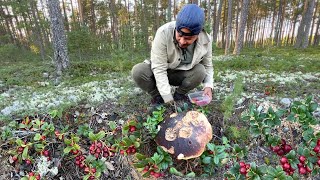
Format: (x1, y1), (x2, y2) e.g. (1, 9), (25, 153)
(175, 28), (198, 49)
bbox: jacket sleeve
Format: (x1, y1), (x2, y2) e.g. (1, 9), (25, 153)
(201, 39), (214, 89)
(150, 28), (174, 103)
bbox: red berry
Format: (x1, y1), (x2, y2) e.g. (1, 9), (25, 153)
(129, 126), (136, 132)
(314, 146), (320, 153)
(97, 142), (102, 148)
(89, 176), (95, 180)
(245, 164), (250, 169)
(281, 139), (286, 145)
(272, 146), (280, 152)
(29, 172), (34, 176)
(103, 147), (108, 152)
(89, 146), (95, 151)
(284, 144), (292, 153)
(283, 163), (290, 170)
(297, 162), (304, 168)
(277, 149), (285, 156)
(12, 156), (18, 162)
(72, 150), (79, 155)
(43, 150), (50, 157)
(239, 162), (246, 167)
(153, 172), (160, 178)
(26, 159), (31, 164)
(239, 167), (247, 175)
(84, 167), (90, 173)
(306, 166), (312, 172)
(91, 168), (96, 173)
(280, 157), (288, 164)
(95, 148), (101, 154)
(35, 174), (40, 180)
(317, 159), (320, 166)
(299, 167), (307, 174)
(317, 139), (320, 146)
(18, 147), (24, 153)
(41, 135), (46, 141)
(126, 149), (131, 154)
(299, 156), (306, 163)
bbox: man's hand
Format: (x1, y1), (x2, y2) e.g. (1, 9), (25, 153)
(165, 100), (177, 113)
(203, 87), (213, 102)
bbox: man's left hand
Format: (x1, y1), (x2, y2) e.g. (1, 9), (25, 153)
(203, 87), (213, 102)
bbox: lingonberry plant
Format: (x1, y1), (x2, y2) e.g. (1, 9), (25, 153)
(2, 96), (319, 179)
(238, 96), (320, 178)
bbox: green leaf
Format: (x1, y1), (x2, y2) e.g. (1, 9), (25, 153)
(213, 156), (220, 165)
(202, 156), (211, 164)
(207, 143), (214, 151)
(169, 167), (183, 176)
(22, 146), (28, 160)
(63, 146), (73, 154)
(186, 172), (196, 177)
(135, 153), (146, 160)
(15, 139), (23, 146)
(33, 133), (41, 141)
(108, 121), (117, 130)
(96, 131), (105, 140)
(309, 102), (318, 112)
(88, 132), (95, 141)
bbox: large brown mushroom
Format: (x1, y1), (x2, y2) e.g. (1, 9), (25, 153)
(155, 111), (212, 160)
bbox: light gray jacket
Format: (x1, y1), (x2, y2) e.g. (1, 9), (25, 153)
(145, 21), (214, 103)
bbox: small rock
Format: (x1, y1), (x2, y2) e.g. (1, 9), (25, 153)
(280, 98), (292, 108)
(282, 127), (290, 133)
(43, 72), (49, 78)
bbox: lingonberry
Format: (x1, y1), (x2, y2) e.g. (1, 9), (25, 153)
(280, 157), (288, 164)
(299, 167), (307, 174)
(299, 156), (306, 163)
(239, 167), (247, 175)
(313, 146), (320, 153)
(283, 163), (290, 170)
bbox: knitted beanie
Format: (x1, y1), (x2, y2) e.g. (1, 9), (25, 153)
(176, 4), (205, 35)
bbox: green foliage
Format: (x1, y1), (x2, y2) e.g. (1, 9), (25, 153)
(221, 75), (244, 119)
(225, 126), (250, 143)
(214, 47), (320, 73)
(200, 137), (231, 176)
(67, 28), (100, 55)
(143, 106), (166, 137)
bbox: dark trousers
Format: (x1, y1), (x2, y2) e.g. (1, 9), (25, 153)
(131, 62), (206, 97)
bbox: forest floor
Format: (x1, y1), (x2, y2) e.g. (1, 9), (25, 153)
(0, 49), (320, 179)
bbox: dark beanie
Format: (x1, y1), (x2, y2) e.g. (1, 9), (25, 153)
(176, 4), (205, 35)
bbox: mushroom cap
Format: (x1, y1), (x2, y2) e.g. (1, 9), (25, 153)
(155, 111), (212, 160)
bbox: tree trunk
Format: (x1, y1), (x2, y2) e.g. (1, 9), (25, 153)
(269, 0), (277, 45)
(90, 0), (96, 33)
(233, 0), (250, 55)
(313, 13), (320, 45)
(221, 0), (227, 48)
(77, 0), (84, 26)
(30, 0), (45, 60)
(309, 0), (318, 45)
(110, 0), (119, 48)
(295, 0), (315, 48)
(225, 0), (233, 55)
(167, 0), (172, 21)
(274, 0), (283, 46)
(212, 0), (222, 45)
(62, 0), (70, 32)
(47, 0), (70, 77)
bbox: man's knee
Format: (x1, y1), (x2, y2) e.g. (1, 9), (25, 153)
(132, 63), (153, 82)
(193, 64), (206, 80)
